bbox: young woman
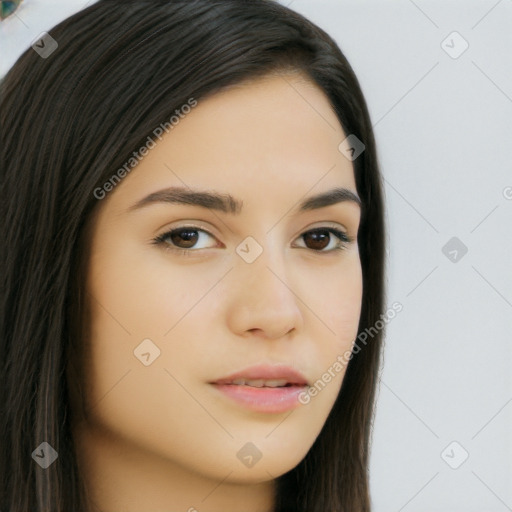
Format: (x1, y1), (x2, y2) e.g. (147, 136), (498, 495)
(0, 1), (386, 510)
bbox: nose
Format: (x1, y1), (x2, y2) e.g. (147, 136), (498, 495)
(225, 245), (304, 340)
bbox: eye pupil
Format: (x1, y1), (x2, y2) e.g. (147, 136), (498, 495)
(171, 228), (199, 248)
(304, 230), (330, 251)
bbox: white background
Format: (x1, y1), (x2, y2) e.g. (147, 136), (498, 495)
(2, 1), (511, 510)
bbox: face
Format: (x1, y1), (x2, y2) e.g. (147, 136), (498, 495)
(75, 72), (362, 490)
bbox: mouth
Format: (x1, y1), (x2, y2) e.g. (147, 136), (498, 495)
(220, 378), (300, 388)
(209, 364), (309, 413)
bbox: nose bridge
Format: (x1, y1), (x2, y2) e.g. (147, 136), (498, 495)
(249, 257), (290, 304)
(237, 234), (291, 298)
(228, 234), (304, 337)
(236, 232), (298, 317)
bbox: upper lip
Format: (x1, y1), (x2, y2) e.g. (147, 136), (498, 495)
(211, 364), (309, 386)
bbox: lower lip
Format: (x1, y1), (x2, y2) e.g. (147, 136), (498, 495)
(211, 383), (307, 413)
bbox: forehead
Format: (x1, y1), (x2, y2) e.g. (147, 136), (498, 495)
(100, 72), (357, 216)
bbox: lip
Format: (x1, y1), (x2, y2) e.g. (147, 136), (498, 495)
(209, 364), (309, 414)
(212, 364), (309, 386)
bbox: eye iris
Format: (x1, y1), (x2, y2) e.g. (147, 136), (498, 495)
(171, 228), (199, 248)
(304, 230), (330, 250)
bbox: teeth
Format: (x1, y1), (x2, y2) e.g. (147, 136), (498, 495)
(231, 379), (289, 388)
(264, 379), (289, 388)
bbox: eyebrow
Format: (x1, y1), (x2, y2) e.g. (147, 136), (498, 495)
(127, 186), (362, 215)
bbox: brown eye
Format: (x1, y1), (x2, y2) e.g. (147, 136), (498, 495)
(303, 230), (331, 251)
(297, 228), (351, 252)
(153, 226), (218, 252)
(153, 225), (352, 255)
(168, 228), (200, 249)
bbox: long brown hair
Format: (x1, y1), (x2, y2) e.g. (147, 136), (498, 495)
(0, 1), (386, 510)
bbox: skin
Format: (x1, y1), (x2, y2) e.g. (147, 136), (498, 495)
(71, 71), (363, 512)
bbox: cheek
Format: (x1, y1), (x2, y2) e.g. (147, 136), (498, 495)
(322, 257), (363, 347)
(306, 257), (362, 402)
(82, 237), (223, 416)
(80, 248), (230, 474)
(86, 236), (195, 338)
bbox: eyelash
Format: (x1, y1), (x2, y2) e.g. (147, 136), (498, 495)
(152, 225), (354, 257)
